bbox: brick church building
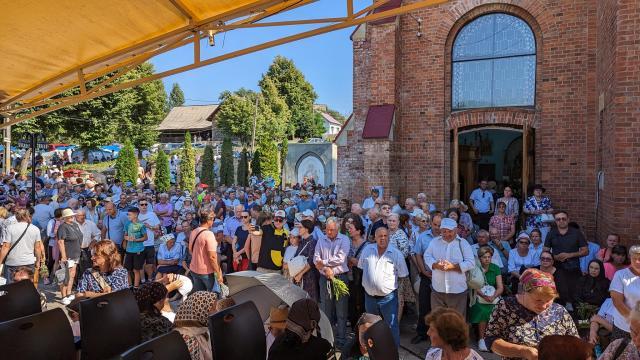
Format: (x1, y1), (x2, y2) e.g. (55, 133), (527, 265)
(336, 0), (640, 243)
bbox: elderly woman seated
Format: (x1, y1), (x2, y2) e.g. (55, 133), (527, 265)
(132, 281), (174, 342)
(485, 268), (578, 359)
(599, 300), (640, 359)
(155, 234), (186, 279)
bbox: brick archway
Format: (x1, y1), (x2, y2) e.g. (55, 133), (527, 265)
(446, 108), (539, 130)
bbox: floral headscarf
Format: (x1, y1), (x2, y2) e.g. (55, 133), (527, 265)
(175, 291), (217, 327)
(520, 268), (556, 292)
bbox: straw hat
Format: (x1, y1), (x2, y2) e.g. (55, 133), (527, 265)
(61, 208), (76, 218)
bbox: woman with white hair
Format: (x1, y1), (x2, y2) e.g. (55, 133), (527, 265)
(387, 213), (415, 320)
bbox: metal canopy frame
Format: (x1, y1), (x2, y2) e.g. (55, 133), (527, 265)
(0, 0), (448, 128)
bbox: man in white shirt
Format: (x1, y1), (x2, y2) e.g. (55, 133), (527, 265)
(139, 199), (161, 283)
(359, 226), (408, 346)
(424, 218), (475, 317)
(75, 209), (101, 276)
(469, 179), (494, 230)
(362, 188), (380, 211)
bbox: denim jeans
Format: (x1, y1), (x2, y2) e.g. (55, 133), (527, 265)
(364, 290), (400, 346)
(319, 274), (349, 346)
(191, 272), (217, 293)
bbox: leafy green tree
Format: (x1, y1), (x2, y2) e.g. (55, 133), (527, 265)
(178, 131), (196, 190)
(255, 139), (280, 185)
(280, 138), (288, 170)
(154, 149), (171, 192)
(216, 88), (259, 147)
(261, 56), (318, 139)
(220, 137), (234, 186)
(325, 107), (347, 124)
(237, 148), (249, 186)
(251, 148), (261, 179)
(114, 139), (137, 184)
(168, 83), (185, 109)
(16, 63), (166, 160)
(201, 145), (215, 188)
(120, 63), (167, 155)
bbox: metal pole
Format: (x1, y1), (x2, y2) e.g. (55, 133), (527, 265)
(31, 133), (36, 203)
(2, 116), (10, 175)
(251, 95), (258, 154)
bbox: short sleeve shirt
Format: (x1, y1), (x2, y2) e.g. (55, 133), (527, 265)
(189, 227), (218, 275)
(609, 268), (640, 332)
(125, 222), (147, 253)
(57, 222), (83, 260)
(543, 227), (587, 270)
(3, 222), (42, 266)
(470, 188), (493, 213)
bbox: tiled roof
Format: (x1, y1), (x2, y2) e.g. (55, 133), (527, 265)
(157, 105), (219, 131)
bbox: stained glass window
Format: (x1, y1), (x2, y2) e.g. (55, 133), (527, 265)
(452, 13), (536, 110)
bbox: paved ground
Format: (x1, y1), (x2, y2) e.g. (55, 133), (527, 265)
(40, 282), (499, 359)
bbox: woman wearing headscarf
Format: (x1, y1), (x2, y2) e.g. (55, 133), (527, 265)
(268, 298), (334, 360)
(574, 259), (610, 308)
(174, 291), (235, 360)
(485, 268), (578, 360)
(133, 281), (174, 342)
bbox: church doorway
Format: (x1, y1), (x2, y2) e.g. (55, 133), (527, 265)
(452, 126), (535, 204)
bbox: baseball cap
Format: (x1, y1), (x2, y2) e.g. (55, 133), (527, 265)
(440, 218), (458, 230)
(274, 210), (286, 218)
(302, 209), (314, 218)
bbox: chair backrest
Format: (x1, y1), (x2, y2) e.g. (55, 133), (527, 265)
(0, 279), (42, 322)
(364, 321), (399, 360)
(0, 308), (75, 360)
(120, 331), (190, 360)
(80, 289), (141, 360)
(209, 301), (265, 360)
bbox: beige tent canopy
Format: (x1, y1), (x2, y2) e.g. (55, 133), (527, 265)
(0, 0), (447, 127)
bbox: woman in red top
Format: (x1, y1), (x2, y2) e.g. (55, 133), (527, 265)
(597, 233), (620, 263)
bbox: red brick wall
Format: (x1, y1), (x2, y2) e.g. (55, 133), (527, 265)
(596, 0), (640, 245)
(339, 0), (639, 242)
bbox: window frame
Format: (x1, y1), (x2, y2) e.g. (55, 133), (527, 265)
(451, 12), (537, 111)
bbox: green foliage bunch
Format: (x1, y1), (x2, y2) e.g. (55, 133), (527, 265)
(220, 137), (234, 186)
(114, 140), (137, 184)
(201, 145), (215, 188)
(154, 149), (171, 192)
(178, 131), (196, 190)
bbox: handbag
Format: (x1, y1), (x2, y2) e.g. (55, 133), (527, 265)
(288, 240), (311, 278)
(458, 239), (483, 290)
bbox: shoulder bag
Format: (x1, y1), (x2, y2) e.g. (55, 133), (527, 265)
(0, 224), (31, 279)
(288, 239), (312, 278)
(458, 239), (483, 290)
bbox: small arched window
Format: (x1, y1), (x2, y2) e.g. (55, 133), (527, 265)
(452, 13), (536, 110)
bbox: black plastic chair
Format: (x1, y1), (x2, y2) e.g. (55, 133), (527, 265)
(0, 308), (75, 360)
(120, 331), (189, 360)
(364, 320), (399, 360)
(0, 279), (42, 322)
(209, 301), (265, 360)
(80, 289), (141, 360)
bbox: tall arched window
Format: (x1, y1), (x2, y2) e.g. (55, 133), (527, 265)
(452, 13), (536, 110)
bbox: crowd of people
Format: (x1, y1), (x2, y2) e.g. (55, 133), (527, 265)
(1, 167), (639, 360)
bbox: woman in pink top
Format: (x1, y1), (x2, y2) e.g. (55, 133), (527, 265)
(597, 233), (620, 263)
(604, 245), (629, 281)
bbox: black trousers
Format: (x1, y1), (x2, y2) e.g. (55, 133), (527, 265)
(555, 266), (582, 304)
(475, 212), (492, 231)
(416, 274), (432, 336)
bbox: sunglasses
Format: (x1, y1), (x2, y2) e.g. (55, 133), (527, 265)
(540, 257), (553, 261)
(139, 203), (148, 206)
(241, 215), (250, 219)
(274, 218), (284, 222)
(555, 217), (568, 221)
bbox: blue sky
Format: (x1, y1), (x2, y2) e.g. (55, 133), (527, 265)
(151, 1), (362, 116)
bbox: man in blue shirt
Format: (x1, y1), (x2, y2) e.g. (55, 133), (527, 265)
(411, 212), (439, 344)
(296, 190), (317, 213)
(469, 179), (494, 230)
(101, 201), (129, 255)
